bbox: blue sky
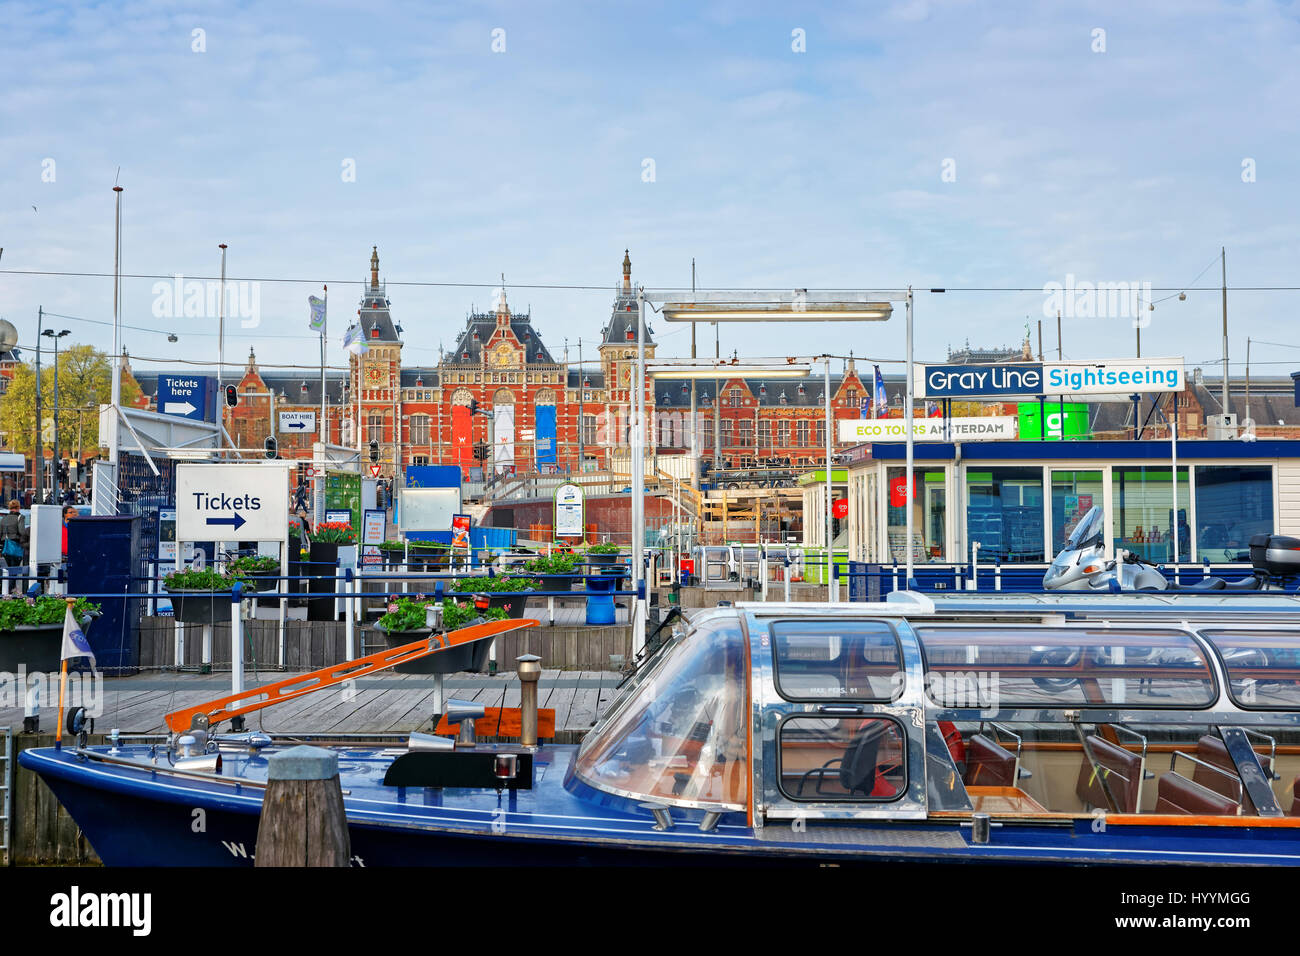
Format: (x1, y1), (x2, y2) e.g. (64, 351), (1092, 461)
(2, 0), (1299, 380)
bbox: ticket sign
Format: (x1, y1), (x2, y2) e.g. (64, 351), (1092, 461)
(158, 375), (215, 422)
(176, 463), (289, 541)
(279, 411), (316, 433)
(838, 418), (1016, 443)
(554, 483), (585, 537)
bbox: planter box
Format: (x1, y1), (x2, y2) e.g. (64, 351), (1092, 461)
(0, 621), (65, 673)
(531, 574), (575, 594)
(380, 625), (491, 674)
(446, 587), (535, 619)
(164, 589), (244, 626)
(409, 548), (450, 572)
(586, 552), (622, 567)
(308, 542), (340, 621)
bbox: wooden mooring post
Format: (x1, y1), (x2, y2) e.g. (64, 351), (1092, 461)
(255, 745), (350, 867)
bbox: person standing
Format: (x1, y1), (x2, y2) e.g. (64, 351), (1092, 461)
(1, 500), (27, 594)
(61, 504), (78, 560)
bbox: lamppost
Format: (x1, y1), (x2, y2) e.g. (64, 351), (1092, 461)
(42, 328), (70, 502)
(647, 289), (902, 647)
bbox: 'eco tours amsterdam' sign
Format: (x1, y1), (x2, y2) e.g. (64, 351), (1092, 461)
(838, 417), (1016, 443)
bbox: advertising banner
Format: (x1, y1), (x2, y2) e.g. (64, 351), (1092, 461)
(916, 359), (1184, 398)
(838, 417), (1016, 443)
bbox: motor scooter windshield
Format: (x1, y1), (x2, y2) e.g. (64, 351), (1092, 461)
(1065, 506), (1104, 550)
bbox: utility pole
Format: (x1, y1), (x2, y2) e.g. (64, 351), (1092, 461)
(34, 306), (44, 502)
(217, 243), (228, 454)
(1221, 247), (1230, 418)
(690, 258), (698, 492)
(577, 339), (584, 469)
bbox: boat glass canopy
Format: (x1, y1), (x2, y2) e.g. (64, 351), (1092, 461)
(573, 614), (749, 810)
(916, 625), (1218, 709)
(770, 619), (903, 702)
(1200, 629), (1300, 710)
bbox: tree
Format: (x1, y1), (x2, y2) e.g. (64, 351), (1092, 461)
(0, 345), (143, 456)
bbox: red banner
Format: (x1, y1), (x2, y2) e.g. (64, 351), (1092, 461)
(832, 498), (848, 519)
(889, 475), (916, 508)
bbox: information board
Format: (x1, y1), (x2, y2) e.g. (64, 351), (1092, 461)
(451, 513), (471, 551)
(157, 374), (215, 422)
(324, 471), (362, 535)
(176, 463), (290, 541)
(361, 508), (386, 566)
(554, 483), (585, 536)
(279, 411), (316, 434)
(398, 487), (460, 532)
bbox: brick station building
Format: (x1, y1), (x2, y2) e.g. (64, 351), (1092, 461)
(135, 248), (879, 478)
(136, 247), (1300, 480)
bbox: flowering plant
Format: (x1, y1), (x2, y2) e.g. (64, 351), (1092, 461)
(311, 521), (357, 544)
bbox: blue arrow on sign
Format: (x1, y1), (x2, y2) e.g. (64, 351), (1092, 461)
(206, 513), (247, 532)
(288, 421), (306, 429)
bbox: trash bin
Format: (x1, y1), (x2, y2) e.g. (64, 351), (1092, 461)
(584, 570), (623, 626)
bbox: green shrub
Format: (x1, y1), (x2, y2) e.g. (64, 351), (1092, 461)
(163, 568), (252, 592)
(524, 552), (581, 575)
(0, 596), (100, 630)
(448, 576), (539, 593)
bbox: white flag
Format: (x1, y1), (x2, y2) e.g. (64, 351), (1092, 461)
(308, 294), (327, 332)
(61, 606), (95, 667)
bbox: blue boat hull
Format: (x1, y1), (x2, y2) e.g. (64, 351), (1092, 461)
(21, 745), (1300, 866)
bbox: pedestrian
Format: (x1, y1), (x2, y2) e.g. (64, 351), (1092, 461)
(1, 499), (27, 594)
(289, 507), (312, 542)
(61, 504), (78, 559)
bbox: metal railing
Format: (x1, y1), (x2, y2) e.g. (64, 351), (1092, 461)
(1, 726), (11, 866)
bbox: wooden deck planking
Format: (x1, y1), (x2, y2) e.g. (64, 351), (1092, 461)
(3, 669), (620, 737)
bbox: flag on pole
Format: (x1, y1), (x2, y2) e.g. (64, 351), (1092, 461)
(926, 401), (942, 418)
(308, 294), (327, 332)
(61, 606), (95, 668)
(343, 324), (369, 356)
(873, 365), (887, 413)
(860, 396), (870, 419)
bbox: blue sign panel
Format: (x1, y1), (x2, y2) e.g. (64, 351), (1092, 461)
(157, 375), (215, 421)
(536, 405), (557, 467)
(404, 465), (462, 489)
(920, 364), (1044, 399)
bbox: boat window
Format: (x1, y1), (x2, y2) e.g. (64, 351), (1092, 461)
(573, 615), (748, 809)
(777, 716), (906, 802)
(1201, 630), (1300, 710)
(770, 620), (903, 702)
(916, 626), (1217, 709)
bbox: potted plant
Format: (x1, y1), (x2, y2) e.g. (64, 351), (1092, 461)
(408, 541), (450, 571)
(447, 575), (538, 618)
(0, 596), (101, 672)
(377, 539), (407, 569)
(585, 542), (623, 567)
(163, 568), (253, 626)
(376, 596), (507, 674)
(228, 554), (281, 608)
(523, 551), (581, 593)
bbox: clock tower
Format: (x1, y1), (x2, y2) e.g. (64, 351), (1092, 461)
(348, 246), (404, 477)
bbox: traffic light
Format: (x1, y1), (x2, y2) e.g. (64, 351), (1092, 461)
(472, 441), (488, 462)
(264, 436), (278, 459)
(469, 399), (479, 416)
(369, 440), (380, 463)
(225, 385), (239, 407)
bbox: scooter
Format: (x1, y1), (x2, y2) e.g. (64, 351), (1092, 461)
(1042, 505), (1269, 592)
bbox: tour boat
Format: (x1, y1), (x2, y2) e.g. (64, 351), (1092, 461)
(20, 594), (1300, 865)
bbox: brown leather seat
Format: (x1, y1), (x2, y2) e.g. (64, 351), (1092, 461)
(964, 733), (1016, 788)
(1193, 735), (1254, 814)
(1155, 772), (1240, 815)
(1075, 735), (1143, 813)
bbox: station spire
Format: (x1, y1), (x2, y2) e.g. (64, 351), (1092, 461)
(370, 246), (380, 288)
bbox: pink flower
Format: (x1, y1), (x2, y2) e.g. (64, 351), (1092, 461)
(387, 603), (398, 613)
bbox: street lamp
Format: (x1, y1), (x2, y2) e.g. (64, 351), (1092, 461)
(640, 288), (912, 626)
(41, 328), (70, 503)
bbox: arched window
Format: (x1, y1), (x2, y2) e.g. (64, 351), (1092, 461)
(451, 388), (473, 406)
(367, 413), (384, 443)
(534, 388), (556, 406)
(727, 387), (743, 407)
(492, 387), (515, 406)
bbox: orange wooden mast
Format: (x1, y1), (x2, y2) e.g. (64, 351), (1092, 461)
(165, 617), (539, 732)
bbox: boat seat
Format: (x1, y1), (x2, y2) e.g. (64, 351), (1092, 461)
(1075, 735), (1142, 813)
(795, 721), (888, 798)
(1291, 777), (1300, 817)
(964, 733), (1017, 788)
(1155, 772), (1241, 816)
(1193, 735), (1258, 814)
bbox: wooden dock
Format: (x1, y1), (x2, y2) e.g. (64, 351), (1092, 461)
(0, 669), (622, 742)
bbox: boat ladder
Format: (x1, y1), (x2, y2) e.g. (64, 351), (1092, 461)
(1, 726), (11, 866)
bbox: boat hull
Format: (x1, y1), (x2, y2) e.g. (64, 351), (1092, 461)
(21, 744), (1300, 867)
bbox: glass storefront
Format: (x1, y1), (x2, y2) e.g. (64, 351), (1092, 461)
(1051, 469), (1104, 554)
(965, 467), (1045, 563)
(1111, 466), (1190, 563)
(886, 467), (946, 563)
(1194, 465), (1273, 562)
